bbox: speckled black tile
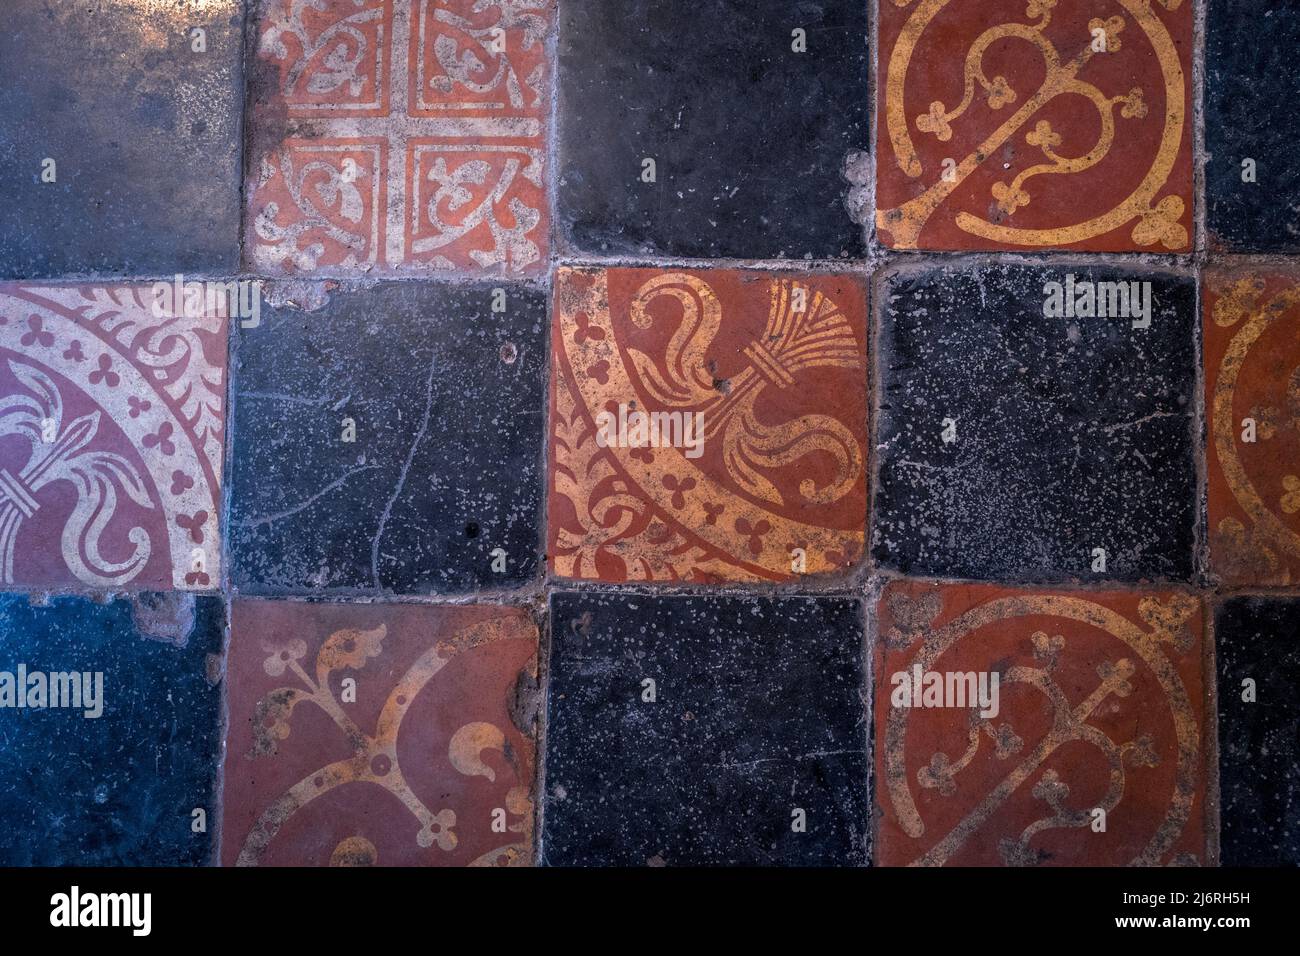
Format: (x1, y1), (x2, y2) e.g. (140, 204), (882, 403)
(1215, 597), (1300, 866)
(0, 0), (243, 277)
(1206, 0), (1300, 252)
(873, 263), (1197, 583)
(229, 281), (545, 596)
(542, 591), (869, 866)
(556, 0), (870, 261)
(0, 593), (222, 866)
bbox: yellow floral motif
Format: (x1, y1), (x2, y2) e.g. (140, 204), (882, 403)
(1132, 195), (1189, 249)
(1281, 475), (1300, 514)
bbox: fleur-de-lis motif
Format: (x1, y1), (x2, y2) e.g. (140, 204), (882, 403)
(0, 360), (153, 586)
(626, 274), (863, 508)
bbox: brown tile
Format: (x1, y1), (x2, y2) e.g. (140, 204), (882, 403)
(548, 267), (868, 584)
(873, 581), (1207, 866)
(222, 601), (538, 866)
(246, 0), (550, 276)
(0, 284), (226, 590)
(1205, 267), (1300, 586)
(875, 0), (1193, 252)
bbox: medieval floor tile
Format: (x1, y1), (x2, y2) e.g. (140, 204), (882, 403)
(1204, 268), (1300, 587)
(0, 0), (242, 278)
(222, 600), (538, 866)
(875, 0), (1193, 253)
(246, 0), (551, 277)
(0, 594), (224, 866)
(874, 581), (1208, 867)
(549, 267), (868, 584)
(229, 281), (544, 596)
(0, 284), (227, 592)
(542, 592), (869, 866)
(1215, 597), (1300, 865)
(556, 0), (869, 260)
(1206, 0), (1300, 252)
(873, 262), (1196, 583)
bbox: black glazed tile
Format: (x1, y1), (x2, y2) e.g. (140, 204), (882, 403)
(872, 263), (1197, 583)
(1206, 0), (1300, 252)
(0, 594), (223, 866)
(229, 281), (546, 596)
(556, 0), (870, 261)
(0, 0), (243, 277)
(1215, 597), (1300, 866)
(542, 591), (869, 866)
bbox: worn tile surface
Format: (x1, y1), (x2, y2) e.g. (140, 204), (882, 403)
(1215, 597), (1300, 866)
(1205, 268), (1300, 586)
(872, 263), (1196, 583)
(543, 592), (869, 866)
(0, 285), (227, 591)
(229, 281), (544, 595)
(557, 0), (869, 260)
(0, 594), (224, 866)
(550, 267), (868, 583)
(222, 600), (538, 866)
(246, 0), (551, 276)
(875, 0), (1193, 252)
(0, 0), (243, 277)
(1206, 0), (1300, 252)
(874, 581), (1207, 867)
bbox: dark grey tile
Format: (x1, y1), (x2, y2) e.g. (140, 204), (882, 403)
(557, 0), (869, 260)
(873, 263), (1197, 583)
(0, 593), (223, 866)
(1206, 0), (1300, 252)
(229, 280), (546, 596)
(0, 0), (243, 277)
(1215, 597), (1300, 866)
(542, 591), (869, 866)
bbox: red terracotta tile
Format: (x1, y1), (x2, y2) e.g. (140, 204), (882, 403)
(222, 601), (538, 866)
(0, 285), (226, 590)
(548, 267), (868, 583)
(1205, 267), (1300, 586)
(247, 0), (550, 276)
(873, 581), (1207, 866)
(875, 0), (1193, 252)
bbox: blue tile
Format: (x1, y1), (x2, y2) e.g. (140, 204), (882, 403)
(0, 0), (243, 277)
(1206, 0), (1300, 252)
(542, 591), (869, 866)
(873, 263), (1198, 583)
(1215, 597), (1300, 866)
(0, 593), (224, 866)
(229, 281), (546, 596)
(557, 0), (870, 260)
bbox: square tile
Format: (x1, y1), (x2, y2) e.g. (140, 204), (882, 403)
(222, 600), (538, 866)
(549, 267), (868, 583)
(873, 581), (1208, 866)
(0, 284), (227, 591)
(557, 0), (870, 260)
(875, 0), (1193, 252)
(229, 280), (545, 596)
(1205, 268), (1300, 586)
(246, 0), (552, 276)
(1215, 597), (1300, 865)
(872, 262), (1196, 583)
(0, 0), (242, 277)
(0, 593), (224, 865)
(1206, 0), (1300, 252)
(543, 591), (869, 866)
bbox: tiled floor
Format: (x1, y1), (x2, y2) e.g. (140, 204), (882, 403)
(0, 0), (1296, 868)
